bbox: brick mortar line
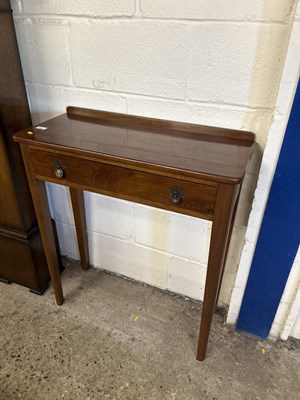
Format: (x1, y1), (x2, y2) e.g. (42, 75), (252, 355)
(184, 26), (193, 101)
(135, 0), (141, 17)
(56, 219), (134, 245)
(64, 25), (75, 88)
(25, 82), (274, 113)
(66, 256), (212, 306)
(55, 219), (209, 265)
(12, 14), (289, 26)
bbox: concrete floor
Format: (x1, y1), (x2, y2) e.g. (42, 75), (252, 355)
(0, 259), (299, 400)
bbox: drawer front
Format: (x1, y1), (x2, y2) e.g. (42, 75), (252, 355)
(29, 149), (216, 219)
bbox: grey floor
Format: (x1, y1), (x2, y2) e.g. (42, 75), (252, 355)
(0, 259), (299, 400)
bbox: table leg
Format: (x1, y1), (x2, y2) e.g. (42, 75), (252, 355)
(214, 188), (242, 310)
(197, 183), (240, 361)
(69, 188), (90, 270)
(20, 144), (64, 305)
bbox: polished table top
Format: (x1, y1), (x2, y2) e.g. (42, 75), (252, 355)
(15, 106), (255, 185)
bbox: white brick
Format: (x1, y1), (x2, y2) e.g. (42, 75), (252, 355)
(274, 22), (300, 118)
(238, 173), (258, 206)
(246, 189), (268, 235)
(242, 111), (274, 150)
(234, 201), (252, 228)
(269, 321), (282, 339)
(46, 183), (75, 225)
(270, 301), (290, 337)
(84, 193), (133, 240)
(46, 185), (133, 240)
(188, 24), (288, 108)
(244, 225), (261, 247)
(54, 220), (169, 291)
(231, 244), (255, 291)
(218, 227), (247, 305)
(226, 227), (247, 268)
(25, 83), (126, 124)
(291, 315), (300, 339)
(218, 269), (238, 306)
(296, 5), (300, 21)
(127, 96), (254, 130)
(168, 258), (206, 300)
(140, 0), (294, 22)
(90, 233), (169, 289)
(226, 290), (244, 324)
(134, 204), (211, 264)
(272, 247), (300, 339)
(247, 147), (263, 176)
(23, 0), (135, 17)
(14, 19), (71, 85)
(70, 21), (189, 99)
(55, 221), (79, 260)
(127, 97), (272, 153)
(46, 184), (133, 240)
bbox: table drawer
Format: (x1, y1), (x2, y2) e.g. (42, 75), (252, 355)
(29, 149), (216, 218)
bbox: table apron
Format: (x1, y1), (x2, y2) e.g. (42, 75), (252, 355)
(29, 148), (217, 220)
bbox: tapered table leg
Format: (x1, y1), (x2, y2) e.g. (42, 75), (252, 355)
(20, 144), (64, 305)
(197, 183), (240, 361)
(214, 188), (242, 310)
(70, 188), (90, 270)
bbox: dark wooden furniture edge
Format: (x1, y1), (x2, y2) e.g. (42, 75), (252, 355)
(0, 0), (12, 13)
(0, 0), (62, 294)
(0, 225), (40, 242)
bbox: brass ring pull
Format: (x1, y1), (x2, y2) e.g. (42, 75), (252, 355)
(168, 186), (184, 205)
(170, 191), (182, 205)
(54, 163), (64, 179)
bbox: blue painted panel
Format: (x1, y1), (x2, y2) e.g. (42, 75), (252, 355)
(237, 79), (300, 338)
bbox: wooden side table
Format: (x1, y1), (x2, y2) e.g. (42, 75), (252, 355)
(14, 106), (255, 360)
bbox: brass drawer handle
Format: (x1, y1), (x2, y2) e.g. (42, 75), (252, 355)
(170, 191), (182, 205)
(54, 163), (64, 179)
(169, 186), (185, 205)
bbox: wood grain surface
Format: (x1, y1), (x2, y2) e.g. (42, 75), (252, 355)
(14, 107), (255, 184)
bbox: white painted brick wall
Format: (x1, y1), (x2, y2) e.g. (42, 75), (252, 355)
(11, 1), (298, 309)
(90, 231), (170, 289)
(22, 1), (135, 17)
(134, 205), (211, 264)
(15, 19), (72, 85)
(270, 246), (300, 340)
(25, 84), (126, 123)
(140, 0), (294, 22)
(169, 257), (206, 300)
(70, 21), (190, 98)
(291, 311), (300, 339)
(188, 24), (289, 108)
